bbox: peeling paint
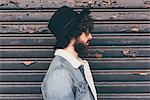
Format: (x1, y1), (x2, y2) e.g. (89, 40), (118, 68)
(131, 26), (140, 32)
(123, 49), (137, 57)
(0, 0), (150, 99)
(22, 61), (34, 66)
(0, 0), (149, 9)
(144, 0), (150, 7)
(95, 54), (103, 58)
(132, 71), (149, 76)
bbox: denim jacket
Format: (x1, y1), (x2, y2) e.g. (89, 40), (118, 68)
(41, 49), (97, 100)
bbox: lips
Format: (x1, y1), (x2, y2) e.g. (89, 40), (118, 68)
(86, 42), (89, 45)
(86, 39), (91, 45)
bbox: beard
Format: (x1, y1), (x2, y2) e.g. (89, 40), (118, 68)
(74, 39), (90, 57)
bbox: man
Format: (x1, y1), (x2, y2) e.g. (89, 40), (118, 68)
(41, 6), (97, 100)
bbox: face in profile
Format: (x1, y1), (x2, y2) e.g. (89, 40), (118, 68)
(74, 31), (92, 57)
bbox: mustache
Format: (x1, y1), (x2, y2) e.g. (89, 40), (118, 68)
(86, 39), (92, 44)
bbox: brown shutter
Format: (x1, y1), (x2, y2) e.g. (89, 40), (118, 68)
(0, 0), (150, 99)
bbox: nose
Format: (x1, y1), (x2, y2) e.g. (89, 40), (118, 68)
(89, 32), (92, 40)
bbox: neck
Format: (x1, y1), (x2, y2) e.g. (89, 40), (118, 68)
(63, 45), (78, 57)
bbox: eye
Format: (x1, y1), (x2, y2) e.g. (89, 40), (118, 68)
(85, 30), (90, 35)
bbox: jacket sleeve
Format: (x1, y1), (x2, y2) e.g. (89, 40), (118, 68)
(41, 68), (75, 100)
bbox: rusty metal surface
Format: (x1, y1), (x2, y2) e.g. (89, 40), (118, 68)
(0, 10), (150, 21)
(0, 47), (150, 58)
(0, 57), (149, 70)
(0, 0), (150, 100)
(0, 0), (150, 9)
(0, 23), (149, 33)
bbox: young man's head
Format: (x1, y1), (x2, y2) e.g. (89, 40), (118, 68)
(48, 6), (94, 57)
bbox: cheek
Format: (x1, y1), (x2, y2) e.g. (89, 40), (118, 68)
(79, 35), (89, 44)
(79, 33), (92, 45)
(80, 38), (88, 44)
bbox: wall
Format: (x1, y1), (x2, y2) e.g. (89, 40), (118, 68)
(0, 0), (150, 100)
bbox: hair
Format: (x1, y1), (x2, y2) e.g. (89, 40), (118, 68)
(54, 14), (94, 50)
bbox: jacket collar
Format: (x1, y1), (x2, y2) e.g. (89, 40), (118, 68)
(54, 49), (82, 69)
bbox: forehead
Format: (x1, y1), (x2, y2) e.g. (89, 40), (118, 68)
(83, 30), (91, 36)
(79, 31), (90, 38)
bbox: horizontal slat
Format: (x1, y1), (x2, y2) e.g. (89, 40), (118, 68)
(0, 60), (150, 70)
(1, 21), (149, 24)
(0, 24), (149, 33)
(93, 70), (150, 82)
(0, 34), (53, 37)
(0, 58), (150, 70)
(99, 93), (150, 100)
(0, 35), (149, 46)
(0, 47), (150, 58)
(0, 11), (149, 21)
(1, 9), (149, 12)
(0, 33), (150, 37)
(1, 58), (150, 61)
(0, 21), (149, 24)
(96, 81), (150, 93)
(0, 82), (40, 94)
(93, 24), (150, 32)
(0, 70), (150, 82)
(1, 93), (150, 100)
(0, 94), (42, 100)
(0, 82), (150, 94)
(0, 0), (149, 9)
(1, 58), (150, 70)
(1, 45), (150, 49)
